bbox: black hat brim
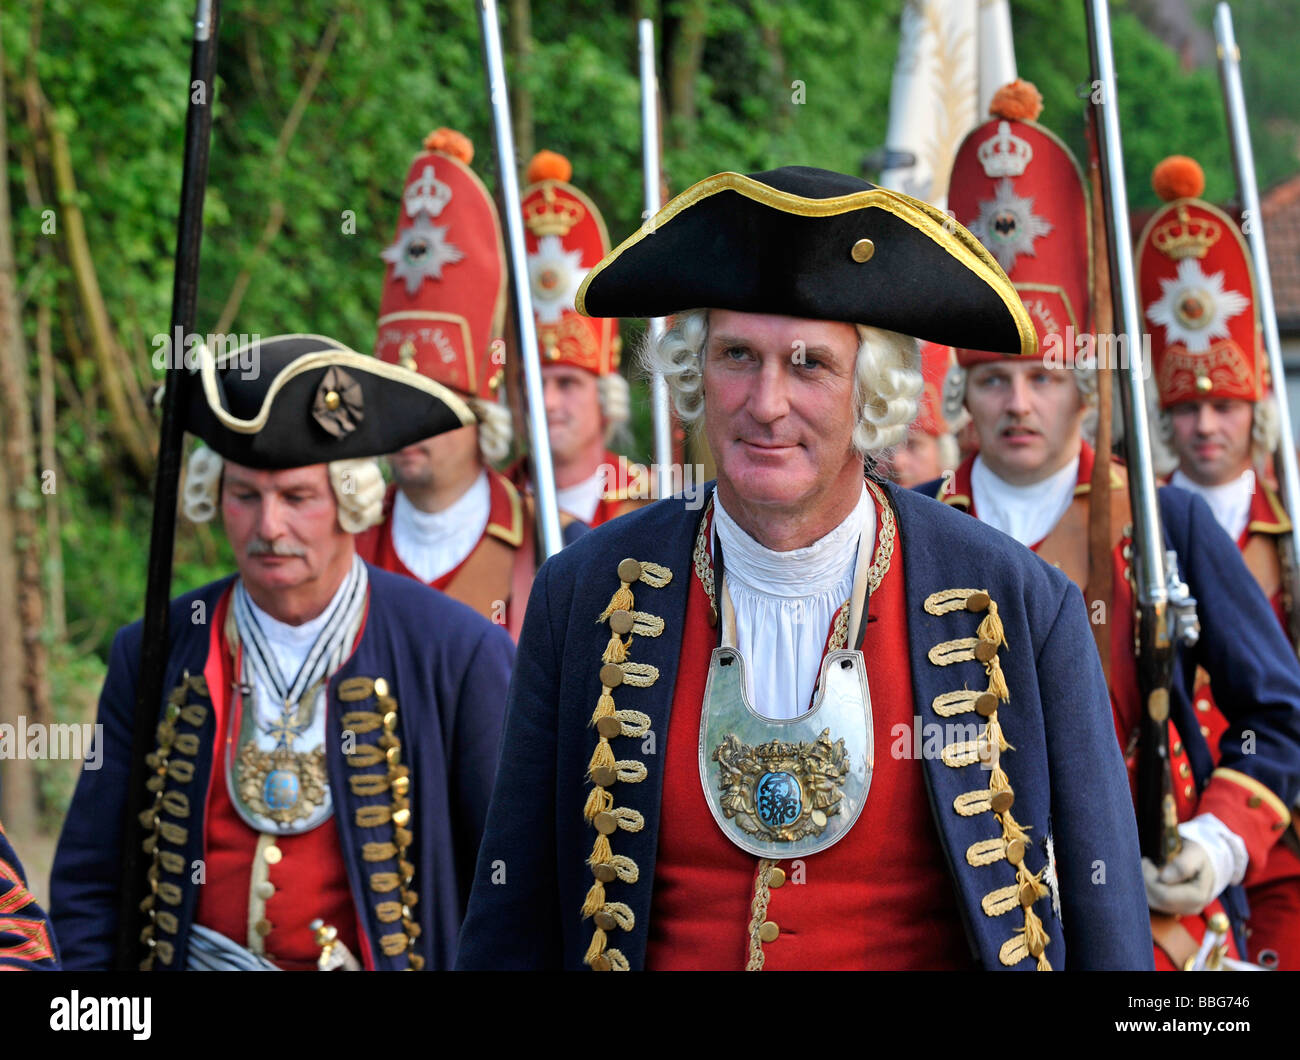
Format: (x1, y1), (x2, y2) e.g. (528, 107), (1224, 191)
(183, 334), (476, 470)
(576, 167), (1036, 357)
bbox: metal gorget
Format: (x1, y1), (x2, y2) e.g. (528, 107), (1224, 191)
(699, 646), (874, 857)
(695, 481), (893, 858)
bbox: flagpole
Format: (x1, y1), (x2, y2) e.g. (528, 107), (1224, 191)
(1214, 2), (1300, 655)
(477, 0), (563, 557)
(638, 19), (673, 499)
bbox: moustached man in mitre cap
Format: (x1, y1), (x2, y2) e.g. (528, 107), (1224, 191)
(927, 82), (1300, 971)
(52, 335), (514, 971)
(355, 129), (584, 640)
(455, 164), (1153, 970)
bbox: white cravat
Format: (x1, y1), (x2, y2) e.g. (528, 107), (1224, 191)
(971, 454), (1080, 548)
(1170, 468), (1254, 542)
(713, 484), (872, 720)
(242, 563), (362, 751)
(557, 465), (606, 524)
(391, 470), (490, 583)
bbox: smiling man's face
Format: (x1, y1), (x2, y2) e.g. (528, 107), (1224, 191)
(702, 309), (864, 540)
(965, 360), (1087, 486)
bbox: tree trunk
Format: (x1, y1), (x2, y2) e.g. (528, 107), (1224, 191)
(507, 0), (533, 171)
(0, 19), (41, 834)
(665, 0), (709, 148)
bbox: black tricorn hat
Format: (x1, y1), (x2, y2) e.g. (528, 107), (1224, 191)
(184, 333), (476, 470)
(576, 166), (1036, 357)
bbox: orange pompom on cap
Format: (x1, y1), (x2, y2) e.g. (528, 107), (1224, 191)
(1152, 155), (1205, 202)
(527, 150), (573, 185)
(423, 128), (474, 165)
(989, 79), (1043, 122)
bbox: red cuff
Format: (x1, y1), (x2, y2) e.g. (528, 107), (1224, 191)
(1196, 768), (1292, 882)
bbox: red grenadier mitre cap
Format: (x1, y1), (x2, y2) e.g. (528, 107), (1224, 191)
(947, 81), (1092, 369)
(915, 341), (954, 436)
(375, 128), (507, 400)
(519, 151), (620, 377)
(1136, 155), (1263, 408)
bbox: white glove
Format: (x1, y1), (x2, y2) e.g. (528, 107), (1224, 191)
(1142, 813), (1247, 916)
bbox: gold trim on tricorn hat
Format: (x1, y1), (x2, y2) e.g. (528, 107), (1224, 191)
(186, 333), (475, 470)
(576, 166), (1035, 357)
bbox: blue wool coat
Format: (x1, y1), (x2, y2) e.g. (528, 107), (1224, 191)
(51, 564), (514, 970)
(456, 481), (1154, 970)
(917, 478), (1300, 938)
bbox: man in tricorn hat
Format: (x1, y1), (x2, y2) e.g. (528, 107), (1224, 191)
(52, 335), (514, 971)
(357, 130), (582, 638)
(1137, 155), (1300, 970)
(512, 150), (652, 527)
(932, 85), (1300, 970)
(456, 162), (1153, 970)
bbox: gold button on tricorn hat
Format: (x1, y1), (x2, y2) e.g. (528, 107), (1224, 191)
(850, 238), (874, 263)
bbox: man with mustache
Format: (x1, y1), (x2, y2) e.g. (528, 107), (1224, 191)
(52, 335), (513, 970)
(357, 130), (583, 638)
(1137, 155), (1300, 971)
(456, 162), (1154, 970)
(932, 84), (1300, 970)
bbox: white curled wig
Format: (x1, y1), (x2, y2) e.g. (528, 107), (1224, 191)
(181, 445), (386, 533)
(597, 372), (631, 446)
(641, 308), (923, 460)
(1154, 395), (1280, 467)
(467, 397), (513, 467)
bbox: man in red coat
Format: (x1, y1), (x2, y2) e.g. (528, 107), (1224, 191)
(1137, 154), (1300, 970)
(514, 151), (652, 527)
(358, 130), (580, 639)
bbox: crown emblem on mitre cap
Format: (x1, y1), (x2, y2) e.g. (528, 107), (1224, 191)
(1150, 156), (1221, 260)
(1152, 204), (1222, 261)
(977, 121), (1033, 179)
(523, 152), (586, 237)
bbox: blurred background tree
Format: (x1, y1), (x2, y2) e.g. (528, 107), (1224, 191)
(1, 0), (1296, 843)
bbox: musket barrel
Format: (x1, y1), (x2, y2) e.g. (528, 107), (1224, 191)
(639, 18), (673, 500)
(1084, 0), (1168, 612)
(119, 0), (221, 969)
(1214, 3), (1300, 652)
(477, 0), (564, 558)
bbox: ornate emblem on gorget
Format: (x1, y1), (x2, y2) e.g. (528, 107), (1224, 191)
(699, 647), (874, 858)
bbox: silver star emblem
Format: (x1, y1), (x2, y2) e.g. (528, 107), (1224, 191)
(968, 178), (1054, 273)
(381, 215), (466, 294)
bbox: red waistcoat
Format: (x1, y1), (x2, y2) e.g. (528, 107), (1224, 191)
(645, 497), (975, 970)
(193, 589), (363, 970)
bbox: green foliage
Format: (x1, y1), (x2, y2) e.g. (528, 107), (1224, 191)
(4, 0), (1299, 675)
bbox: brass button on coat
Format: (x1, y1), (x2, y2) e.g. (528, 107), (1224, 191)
(759, 921), (780, 943)
(768, 867), (786, 888)
(263, 845), (283, 865)
(850, 238), (874, 263)
(1178, 762), (1191, 778)
(1247, 794), (1262, 808)
(975, 693), (999, 717)
(596, 716), (623, 739)
(594, 812), (618, 835)
(593, 863), (617, 883)
(599, 663), (624, 688)
(609, 610), (635, 635)
(990, 789), (1015, 814)
(974, 640), (997, 662)
(617, 558), (642, 582)
(966, 591), (990, 612)
(255, 918), (273, 937)
(373, 678), (390, 697)
(594, 911), (618, 932)
(1005, 838), (1026, 865)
